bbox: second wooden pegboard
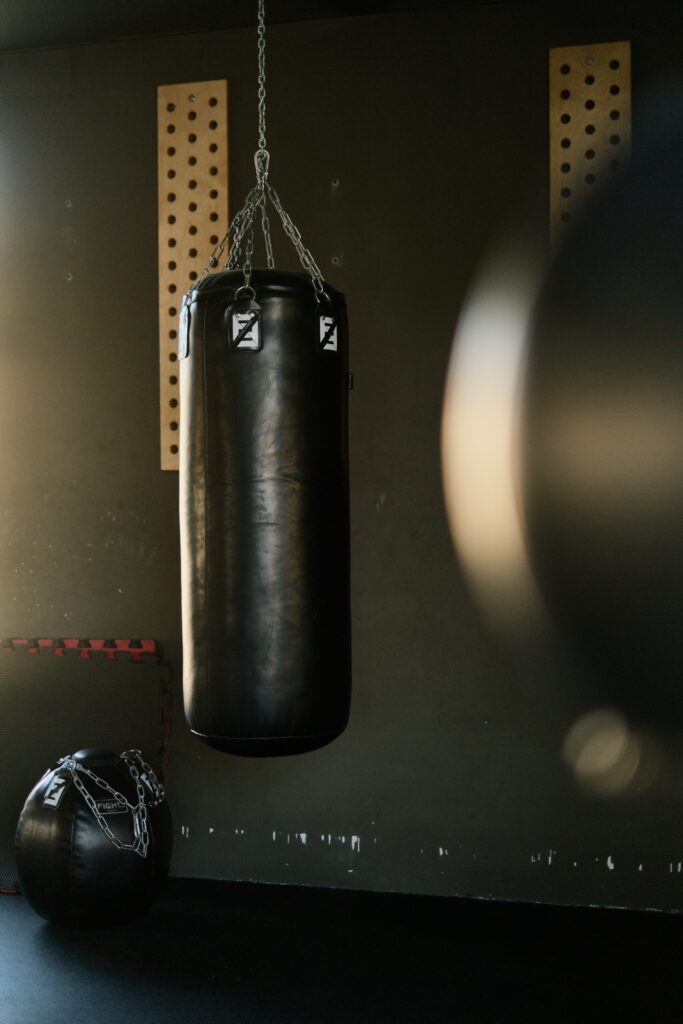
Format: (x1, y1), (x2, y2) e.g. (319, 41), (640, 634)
(157, 80), (229, 471)
(549, 41), (631, 242)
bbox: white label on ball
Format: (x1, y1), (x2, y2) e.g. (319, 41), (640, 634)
(43, 776), (67, 809)
(95, 800), (128, 814)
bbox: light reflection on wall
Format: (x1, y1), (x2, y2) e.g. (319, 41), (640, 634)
(441, 238), (545, 639)
(563, 709), (640, 795)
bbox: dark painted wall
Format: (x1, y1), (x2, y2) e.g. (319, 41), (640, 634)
(1, 0), (682, 908)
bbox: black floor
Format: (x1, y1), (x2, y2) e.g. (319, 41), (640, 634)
(1, 878), (683, 1023)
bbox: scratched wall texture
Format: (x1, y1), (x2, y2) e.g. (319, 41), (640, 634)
(0, 0), (682, 909)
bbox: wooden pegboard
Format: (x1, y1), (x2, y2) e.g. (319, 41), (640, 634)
(549, 41), (631, 243)
(157, 80), (229, 471)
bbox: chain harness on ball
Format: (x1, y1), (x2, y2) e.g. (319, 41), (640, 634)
(192, 0), (327, 303)
(55, 750), (165, 859)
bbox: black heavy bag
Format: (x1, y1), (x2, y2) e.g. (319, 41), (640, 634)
(15, 749), (172, 926)
(179, 269), (351, 756)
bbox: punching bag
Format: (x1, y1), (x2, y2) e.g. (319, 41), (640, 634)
(15, 749), (172, 926)
(179, 269), (351, 755)
(521, 109), (683, 724)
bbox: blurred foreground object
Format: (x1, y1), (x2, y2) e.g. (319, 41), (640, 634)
(443, 98), (683, 725)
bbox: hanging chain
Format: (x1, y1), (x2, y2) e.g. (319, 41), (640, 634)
(256, 0), (268, 157)
(192, 0), (326, 300)
(55, 750), (165, 859)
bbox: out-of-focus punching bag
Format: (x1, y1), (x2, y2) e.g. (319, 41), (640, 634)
(180, 270), (351, 755)
(521, 108), (683, 722)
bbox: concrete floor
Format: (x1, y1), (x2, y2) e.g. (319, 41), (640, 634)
(1, 878), (682, 1023)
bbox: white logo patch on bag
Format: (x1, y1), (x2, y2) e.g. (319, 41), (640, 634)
(43, 776), (68, 809)
(319, 316), (338, 352)
(232, 311), (261, 350)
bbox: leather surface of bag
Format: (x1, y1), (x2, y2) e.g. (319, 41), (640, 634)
(179, 269), (351, 756)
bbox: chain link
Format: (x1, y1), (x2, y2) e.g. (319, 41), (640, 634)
(55, 750), (165, 859)
(267, 183), (325, 296)
(260, 193), (275, 269)
(193, 0), (327, 299)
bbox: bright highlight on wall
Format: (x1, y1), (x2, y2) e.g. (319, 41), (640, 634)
(441, 233), (544, 640)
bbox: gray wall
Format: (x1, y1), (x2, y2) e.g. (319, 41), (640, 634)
(1, 0), (683, 909)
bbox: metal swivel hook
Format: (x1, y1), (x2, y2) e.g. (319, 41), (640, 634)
(254, 148), (270, 182)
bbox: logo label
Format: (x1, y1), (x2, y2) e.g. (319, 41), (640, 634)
(319, 315), (338, 352)
(231, 310), (261, 350)
(178, 302), (191, 359)
(43, 776), (68, 809)
(94, 800), (128, 814)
